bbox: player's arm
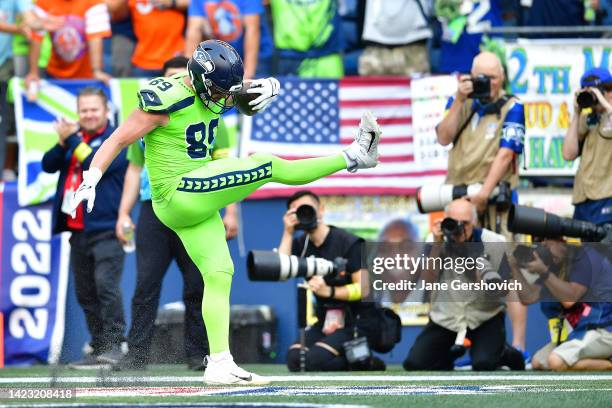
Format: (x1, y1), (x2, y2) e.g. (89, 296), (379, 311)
(69, 109), (166, 214)
(92, 109), (165, 173)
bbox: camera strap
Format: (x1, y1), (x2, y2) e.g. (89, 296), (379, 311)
(300, 234), (310, 258)
(453, 95), (515, 146)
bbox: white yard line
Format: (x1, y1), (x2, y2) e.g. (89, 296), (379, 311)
(1, 374), (612, 384)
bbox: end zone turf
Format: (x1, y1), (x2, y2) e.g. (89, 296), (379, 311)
(0, 365), (611, 408)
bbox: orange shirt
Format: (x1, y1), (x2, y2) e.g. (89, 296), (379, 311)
(33, 0), (111, 79)
(129, 0), (185, 70)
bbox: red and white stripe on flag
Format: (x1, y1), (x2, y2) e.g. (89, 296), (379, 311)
(243, 76), (446, 198)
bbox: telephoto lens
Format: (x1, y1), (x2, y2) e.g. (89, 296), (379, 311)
(247, 251), (347, 281)
(508, 205), (610, 242)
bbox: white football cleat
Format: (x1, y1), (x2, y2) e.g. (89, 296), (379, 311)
(203, 354), (270, 386)
(342, 111), (382, 173)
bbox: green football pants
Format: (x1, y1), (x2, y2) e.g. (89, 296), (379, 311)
(153, 153), (346, 353)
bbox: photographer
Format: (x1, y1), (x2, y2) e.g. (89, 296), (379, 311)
(436, 51), (525, 238)
(509, 239), (612, 371)
(403, 198), (524, 371)
(279, 190), (381, 371)
(563, 67), (612, 226)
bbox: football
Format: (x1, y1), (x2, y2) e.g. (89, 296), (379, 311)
(234, 80), (258, 116)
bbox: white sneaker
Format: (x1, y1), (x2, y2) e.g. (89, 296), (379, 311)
(203, 354), (270, 386)
(343, 111), (382, 173)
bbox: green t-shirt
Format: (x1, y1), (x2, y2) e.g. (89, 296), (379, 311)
(270, 0), (340, 56)
(136, 72), (225, 203)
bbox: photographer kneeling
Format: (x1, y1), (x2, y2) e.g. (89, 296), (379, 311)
(509, 239), (612, 371)
(563, 67), (612, 226)
(403, 198), (524, 371)
(279, 191), (382, 372)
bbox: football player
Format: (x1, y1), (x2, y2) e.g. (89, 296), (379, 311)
(69, 39), (381, 385)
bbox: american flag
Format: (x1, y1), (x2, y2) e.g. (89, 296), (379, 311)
(241, 76), (447, 198)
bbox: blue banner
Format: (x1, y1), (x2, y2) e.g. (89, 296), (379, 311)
(0, 182), (70, 366)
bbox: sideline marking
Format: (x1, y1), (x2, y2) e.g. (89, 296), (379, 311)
(1, 374), (612, 384)
(67, 385), (612, 397)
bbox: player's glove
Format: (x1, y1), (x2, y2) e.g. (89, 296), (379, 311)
(247, 77), (280, 112)
(69, 167), (102, 218)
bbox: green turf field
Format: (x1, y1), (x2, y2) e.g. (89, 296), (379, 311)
(1, 364), (611, 408)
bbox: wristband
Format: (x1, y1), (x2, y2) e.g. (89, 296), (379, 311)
(328, 286), (335, 299)
(540, 271), (551, 283)
(346, 283), (361, 301)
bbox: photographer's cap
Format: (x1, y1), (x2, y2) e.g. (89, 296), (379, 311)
(581, 67), (612, 87)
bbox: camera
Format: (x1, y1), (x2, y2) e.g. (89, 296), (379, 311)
(512, 244), (555, 269)
(441, 217), (466, 238)
(468, 74), (491, 102)
(508, 205), (612, 243)
(247, 250), (347, 281)
(417, 182), (511, 214)
(295, 204), (318, 231)
(577, 89), (599, 110)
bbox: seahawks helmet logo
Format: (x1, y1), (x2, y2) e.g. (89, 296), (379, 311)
(194, 50), (215, 74)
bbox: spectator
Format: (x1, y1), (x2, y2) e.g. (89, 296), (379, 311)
(593, 0), (612, 30)
(523, 0), (586, 37)
(279, 190), (382, 371)
(107, 56), (239, 371)
(376, 218), (425, 304)
(41, 86), (128, 368)
(403, 198), (525, 371)
(185, 0), (273, 79)
(563, 67), (612, 226)
(107, 0), (188, 78)
(104, 0), (136, 77)
(0, 0), (36, 180)
(26, 0), (112, 90)
(509, 239), (612, 371)
(436, 51), (524, 238)
(269, 0), (344, 78)
(359, 0), (432, 76)
(437, 0), (503, 74)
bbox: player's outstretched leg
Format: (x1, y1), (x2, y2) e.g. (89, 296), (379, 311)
(154, 111), (382, 229)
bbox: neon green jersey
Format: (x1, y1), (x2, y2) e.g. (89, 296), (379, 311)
(137, 72), (222, 203)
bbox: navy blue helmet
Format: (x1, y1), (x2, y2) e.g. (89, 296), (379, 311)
(187, 40), (244, 114)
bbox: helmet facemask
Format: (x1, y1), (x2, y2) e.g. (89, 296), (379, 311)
(204, 78), (240, 115)
(188, 45), (243, 115)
